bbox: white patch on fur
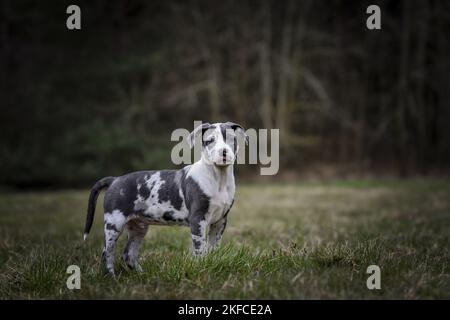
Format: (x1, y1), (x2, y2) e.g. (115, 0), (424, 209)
(199, 219), (208, 236)
(104, 210), (127, 242)
(105, 209), (127, 226)
(133, 172), (189, 224)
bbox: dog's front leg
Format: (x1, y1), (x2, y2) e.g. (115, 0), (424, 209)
(189, 214), (208, 256)
(207, 217), (227, 250)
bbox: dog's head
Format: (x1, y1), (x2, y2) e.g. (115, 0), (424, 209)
(188, 122), (248, 167)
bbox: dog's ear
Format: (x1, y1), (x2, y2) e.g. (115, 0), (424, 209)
(188, 122), (212, 148)
(224, 122), (249, 145)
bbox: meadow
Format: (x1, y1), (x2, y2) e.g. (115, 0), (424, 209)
(0, 180), (449, 299)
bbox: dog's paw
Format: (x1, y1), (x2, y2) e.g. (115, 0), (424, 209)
(103, 270), (116, 279)
(134, 264), (143, 273)
(122, 256), (144, 273)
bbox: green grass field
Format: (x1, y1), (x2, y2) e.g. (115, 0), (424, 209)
(0, 180), (449, 299)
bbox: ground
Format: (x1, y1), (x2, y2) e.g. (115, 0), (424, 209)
(0, 180), (449, 299)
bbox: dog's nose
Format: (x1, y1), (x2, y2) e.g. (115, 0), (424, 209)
(222, 149), (227, 157)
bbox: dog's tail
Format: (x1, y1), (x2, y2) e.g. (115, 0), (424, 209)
(83, 176), (116, 241)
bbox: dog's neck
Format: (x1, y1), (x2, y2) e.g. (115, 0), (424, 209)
(195, 156), (235, 193)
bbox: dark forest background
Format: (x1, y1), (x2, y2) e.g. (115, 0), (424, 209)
(1, 0), (449, 188)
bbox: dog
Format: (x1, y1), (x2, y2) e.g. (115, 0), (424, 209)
(83, 121), (247, 276)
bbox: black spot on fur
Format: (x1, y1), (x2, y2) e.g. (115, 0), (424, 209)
(163, 211), (176, 221)
(138, 183), (150, 199)
(158, 170), (183, 210)
(192, 238), (202, 249)
(105, 223), (119, 232)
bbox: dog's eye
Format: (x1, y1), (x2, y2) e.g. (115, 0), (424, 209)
(204, 137), (215, 145)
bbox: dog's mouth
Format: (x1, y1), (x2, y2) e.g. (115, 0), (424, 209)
(214, 157), (232, 166)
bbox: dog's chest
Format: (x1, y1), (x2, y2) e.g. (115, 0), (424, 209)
(207, 186), (234, 224)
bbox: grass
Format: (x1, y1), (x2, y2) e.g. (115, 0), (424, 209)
(0, 180), (449, 299)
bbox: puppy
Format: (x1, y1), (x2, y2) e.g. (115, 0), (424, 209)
(83, 122), (247, 276)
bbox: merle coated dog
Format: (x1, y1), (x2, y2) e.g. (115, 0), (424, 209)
(83, 122), (247, 276)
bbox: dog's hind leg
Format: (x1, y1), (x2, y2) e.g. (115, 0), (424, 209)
(122, 219), (148, 272)
(102, 210), (126, 277)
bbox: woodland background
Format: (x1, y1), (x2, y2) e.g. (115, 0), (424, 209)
(1, 0), (449, 188)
